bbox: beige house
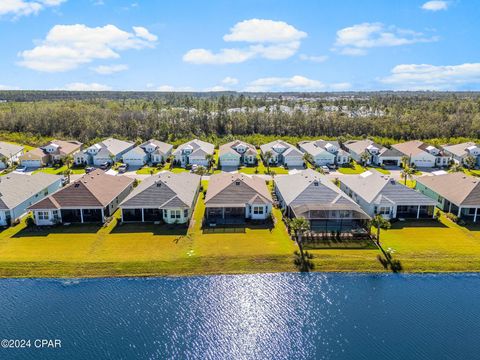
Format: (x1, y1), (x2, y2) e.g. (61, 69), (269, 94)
(20, 140), (82, 168)
(204, 173), (273, 224)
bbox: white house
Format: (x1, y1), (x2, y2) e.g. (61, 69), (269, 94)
(218, 140), (257, 167)
(29, 170), (134, 225)
(0, 173), (62, 226)
(392, 140), (450, 168)
(120, 172), (201, 224)
(442, 142), (480, 167)
(274, 169), (371, 232)
(172, 139), (215, 168)
(20, 140), (82, 168)
(0, 141), (24, 169)
(260, 140), (304, 167)
(122, 139), (173, 166)
(298, 139), (350, 166)
(339, 170), (437, 220)
(74, 138), (135, 166)
(343, 139), (403, 166)
(204, 173), (273, 223)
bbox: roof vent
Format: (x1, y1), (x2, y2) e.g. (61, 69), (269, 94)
(74, 183), (80, 188)
(313, 180), (319, 186)
(156, 182), (162, 187)
(235, 180), (240, 186)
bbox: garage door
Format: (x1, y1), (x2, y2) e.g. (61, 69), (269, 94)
(21, 160), (41, 168)
(414, 160), (434, 167)
(123, 158), (145, 166)
(221, 158), (239, 166)
(286, 157), (303, 167)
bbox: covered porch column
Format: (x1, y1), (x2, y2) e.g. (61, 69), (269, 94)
(141, 208), (145, 222)
(101, 208), (105, 222)
(80, 209), (84, 223)
(417, 205), (421, 219)
(475, 208), (478, 223)
(457, 206), (462, 217)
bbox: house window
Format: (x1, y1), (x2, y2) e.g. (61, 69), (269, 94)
(379, 207), (390, 215)
(184, 209), (189, 218)
(170, 210), (181, 219)
(37, 211), (49, 220)
(253, 206), (264, 214)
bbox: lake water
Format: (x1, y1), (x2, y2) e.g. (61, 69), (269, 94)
(0, 273), (479, 360)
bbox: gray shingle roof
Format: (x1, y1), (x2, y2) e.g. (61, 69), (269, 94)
(140, 139), (173, 155)
(417, 173), (480, 206)
(442, 142), (478, 157)
(340, 170), (437, 206)
(29, 170), (133, 209)
(0, 173), (61, 210)
(205, 173), (272, 207)
(298, 139), (341, 156)
(219, 140), (256, 158)
(260, 140), (302, 157)
(173, 139), (214, 156)
(0, 142), (23, 158)
(120, 171), (201, 209)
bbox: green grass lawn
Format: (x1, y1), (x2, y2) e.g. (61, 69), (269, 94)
(136, 166), (163, 174)
(33, 166), (85, 175)
(337, 162), (390, 175)
(1, 183), (480, 277)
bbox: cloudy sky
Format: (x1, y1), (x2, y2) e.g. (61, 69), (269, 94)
(0, 0), (479, 91)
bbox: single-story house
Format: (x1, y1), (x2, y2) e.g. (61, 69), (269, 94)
(204, 173), (273, 224)
(120, 172), (201, 224)
(416, 173), (480, 222)
(442, 142), (480, 166)
(392, 140), (450, 168)
(298, 139), (350, 166)
(343, 139), (403, 166)
(0, 141), (24, 169)
(29, 169), (134, 225)
(122, 139), (173, 167)
(260, 140), (304, 167)
(74, 138), (135, 166)
(0, 173), (62, 226)
(20, 140), (82, 168)
(275, 169), (370, 232)
(339, 170), (437, 220)
(218, 140), (257, 167)
(173, 139), (215, 168)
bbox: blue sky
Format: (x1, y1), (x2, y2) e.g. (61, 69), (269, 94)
(0, 0), (479, 91)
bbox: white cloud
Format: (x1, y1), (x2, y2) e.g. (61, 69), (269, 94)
(91, 64), (128, 74)
(380, 63), (480, 90)
(223, 19), (306, 43)
(221, 77), (239, 85)
(0, 84), (20, 90)
(421, 1), (448, 11)
(244, 75), (324, 92)
(156, 85), (194, 92)
(64, 82), (111, 91)
(299, 54), (328, 62)
(204, 85), (228, 92)
(18, 24), (157, 72)
(183, 18), (306, 64)
(183, 48), (255, 64)
(334, 22), (438, 56)
(329, 82), (352, 90)
(0, 0), (66, 18)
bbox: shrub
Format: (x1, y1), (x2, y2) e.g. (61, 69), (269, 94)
(445, 212), (459, 223)
(25, 216), (35, 227)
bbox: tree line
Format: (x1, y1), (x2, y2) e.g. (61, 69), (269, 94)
(0, 92), (480, 147)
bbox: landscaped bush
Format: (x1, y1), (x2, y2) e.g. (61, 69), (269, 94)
(25, 216), (35, 228)
(445, 212), (459, 223)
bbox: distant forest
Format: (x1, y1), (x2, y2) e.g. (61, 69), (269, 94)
(1, 91), (480, 147)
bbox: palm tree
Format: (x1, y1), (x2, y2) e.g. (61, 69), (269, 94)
(63, 168), (72, 183)
(370, 215), (391, 245)
(360, 152), (370, 167)
(288, 217), (310, 257)
(64, 155), (73, 170)
(264, 151), (273, 173)
(401, 155), (410, 168)
(401, 166), (415, 186)
(303, 153), (314, 168)
(449, 163), (463, 173)
(205, 154), (214, 170)
(193, 166), (207, 176)
(464, 155), (476, 170)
